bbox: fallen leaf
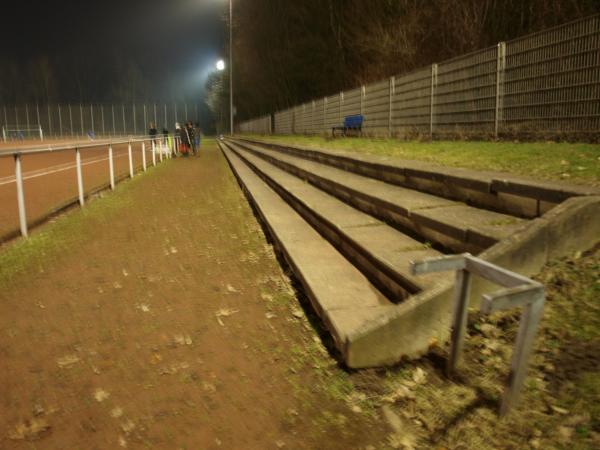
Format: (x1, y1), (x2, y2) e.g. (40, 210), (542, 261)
(8, 418), (51, 441)
(412, 367), (427, 384)
(215, 308), (239, 326)
(57, 354), (80, 368)
(93, 388), (110, 402)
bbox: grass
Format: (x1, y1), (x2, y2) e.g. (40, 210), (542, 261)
(243, 134), (600, 186)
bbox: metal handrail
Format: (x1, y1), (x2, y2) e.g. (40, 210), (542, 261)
(0, 134), (171, 157)
(3, 134), (182, 240)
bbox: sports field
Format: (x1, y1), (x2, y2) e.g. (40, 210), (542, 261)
(0, 138), (155, 240)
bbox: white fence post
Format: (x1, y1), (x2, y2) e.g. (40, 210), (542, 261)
(108, 144), (115, 190)
(152, 140), (157, 166)
(142, 141), (147, 172)
(128, 141), (134, 178)
(57, 105), (62, 137)
(14, 154), (28, 237)
(495, 42), (506, 139)
(76, 148), (85, 206)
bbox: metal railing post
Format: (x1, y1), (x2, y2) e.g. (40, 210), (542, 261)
(152, 140), (156, 166)
(142, 141), (147, 172)
(14, 154), (28, 237)
(159, 139), (163, 162)
(108, 144), (115, 190)
(448, 269), (472, 374)
(128, 141), (134, 178)
(75, 148), (85, 206)
(411, 253), (546, 416)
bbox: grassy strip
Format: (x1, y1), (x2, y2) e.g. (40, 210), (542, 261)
(0, 162), (170, 287)
(243, 134), (600, 186)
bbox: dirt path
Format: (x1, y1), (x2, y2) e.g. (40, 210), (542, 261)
(0, 142), (387, 449)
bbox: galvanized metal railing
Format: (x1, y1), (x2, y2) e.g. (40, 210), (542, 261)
(410, 253), (545, 416)
(240, 14), (600, 139)
(0, 134), (181, 239)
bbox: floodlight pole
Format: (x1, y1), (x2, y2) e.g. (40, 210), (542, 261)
(229, 0), (233, 136)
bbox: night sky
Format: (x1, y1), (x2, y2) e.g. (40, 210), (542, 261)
(2, 0), (227, 101)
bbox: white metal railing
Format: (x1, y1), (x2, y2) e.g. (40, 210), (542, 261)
(241, 14), (599, 139)
(0, 134), (181, 239)
(410, 253), (545, 416)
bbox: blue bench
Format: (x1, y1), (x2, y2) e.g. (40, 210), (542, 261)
(332, 114), (364, 137)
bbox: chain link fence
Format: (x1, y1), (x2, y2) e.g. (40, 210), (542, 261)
(240, 14), (600, 140)
(1, 102), (202, 139)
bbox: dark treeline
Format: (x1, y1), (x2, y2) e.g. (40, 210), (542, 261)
(228, 0), (599, 121)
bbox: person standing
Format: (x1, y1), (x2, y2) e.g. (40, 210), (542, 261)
(186, 121), (196, 155)
(149, 122), (158, 145)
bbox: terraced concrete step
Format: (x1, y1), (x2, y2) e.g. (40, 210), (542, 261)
(224, 141), (447, 301)
(219, 143), (397, 354)
(230, 140), (528, 253)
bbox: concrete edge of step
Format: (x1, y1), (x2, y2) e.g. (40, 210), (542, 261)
(233, 136), (600, 209)
(342, 194), (600, 368)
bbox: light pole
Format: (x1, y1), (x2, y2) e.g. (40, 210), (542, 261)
(228, 0), (233, 135)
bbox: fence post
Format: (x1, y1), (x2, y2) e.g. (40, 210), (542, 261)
(142, 141), (147, 171)
(48, 104), (53, 137)
(152, 140), (157, 166)
(112, 104), (116, 136)
(430, 63), (438, 140)
(36, 104), (41, 134)
(128, 141), (134, 178)
(101, 105), (105, 136)
(159, 139), (163, 162)
(75, 148), (85, 206)
(58, 105), (62, 137)
(69, 104), (74, 136)
(25, 105), (30, 131)
(122, 104), (126, 136)
(495, 42), (506, 139)
(323, 97), (327, 132)
(90, 105), (95, 134)
(143, 104), (147, 133)
(133, 103), (137, 135)
(360, 86), (365, 115)
(14, 154), (28, 237)
(389, 76), (395, 138)
(108, 144), (115, 190)
(339, 92), (343, 124)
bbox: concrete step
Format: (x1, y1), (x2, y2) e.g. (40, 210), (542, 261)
(219, 143), (398, 354)
(229, 139), (528, 254)
(238, 137), (600, 218)
(223, 140), (448, 302)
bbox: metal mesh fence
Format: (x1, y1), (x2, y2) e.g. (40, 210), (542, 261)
(240, 14), (600, 140)
(1, 102), (202, 139)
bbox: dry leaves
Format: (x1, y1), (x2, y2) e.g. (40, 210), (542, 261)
(215, 308), (239, 326)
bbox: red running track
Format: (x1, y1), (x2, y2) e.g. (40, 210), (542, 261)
(0, 139), (157, 239)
